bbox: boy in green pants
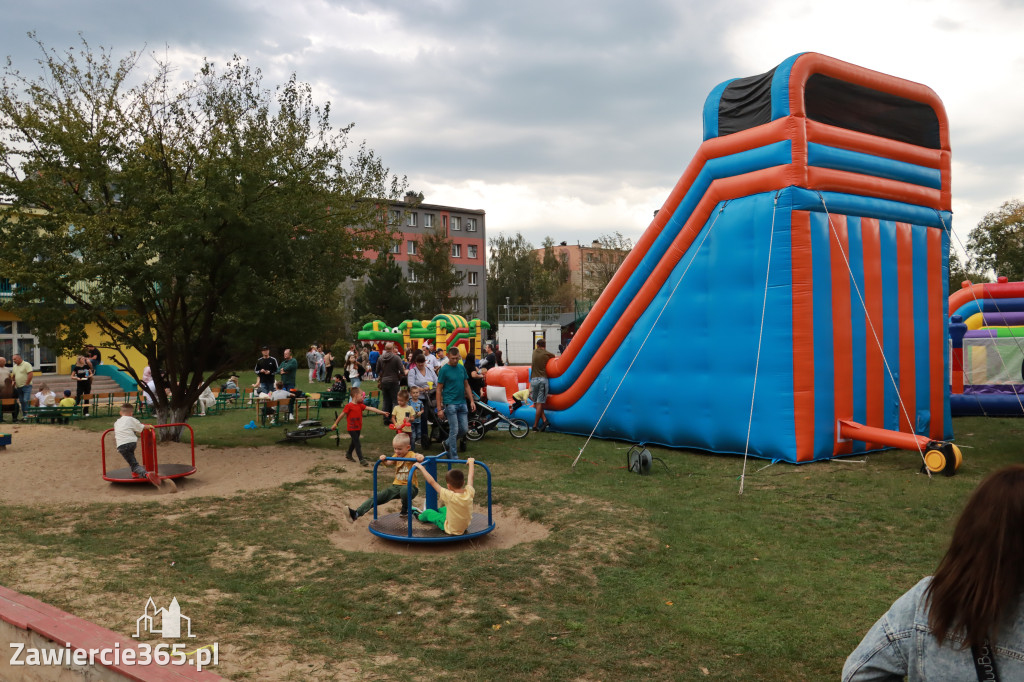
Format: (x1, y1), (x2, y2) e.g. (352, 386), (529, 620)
(347, 433), (424, 521)
(413, 457), (475, 535)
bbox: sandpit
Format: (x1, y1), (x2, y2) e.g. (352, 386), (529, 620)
(0, 423), (549, 553)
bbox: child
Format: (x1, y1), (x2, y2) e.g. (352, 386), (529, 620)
(113, 403), (161, 487)
(510, 387), (530, 413)
(408, 386), (426, 451)
(330, 388), (389, 465)
(391, 388), (418, 438)
(413, 457), (476, 535)
(347, 433), (424, 521)
(59, 389), (75, 424)
(346, 355), (362, 389)
(33, 383), (56, 407)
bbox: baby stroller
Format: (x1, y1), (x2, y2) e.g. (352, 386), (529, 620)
(465, 397), (529, 441)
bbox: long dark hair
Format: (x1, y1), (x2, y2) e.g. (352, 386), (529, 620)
(927, 464), (1024, 647)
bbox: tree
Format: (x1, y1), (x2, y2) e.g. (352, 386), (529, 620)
(486, 232), (537, 323)
(966, 199), (1024, 281)
(0, 37), (404, 435)
(408, 226), (472, 316)
(533, 236), (573, 308)
(585, 232), (633, 299)
(948, 249), (990, 288)
(353, 254), (414, 325)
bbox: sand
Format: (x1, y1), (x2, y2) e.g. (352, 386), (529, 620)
(0, 422), (549, 553)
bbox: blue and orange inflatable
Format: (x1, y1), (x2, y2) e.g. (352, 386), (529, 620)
(497, 53), (956, 463)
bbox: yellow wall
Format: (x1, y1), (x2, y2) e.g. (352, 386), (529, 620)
(0, 310), (147, 377)
(57, 322), (149, 376)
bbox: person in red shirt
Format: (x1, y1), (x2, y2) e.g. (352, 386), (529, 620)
(329, 388), (388, 466)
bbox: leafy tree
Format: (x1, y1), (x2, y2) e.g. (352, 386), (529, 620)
(0, 37), (403, 434)
(486, 232), (537, 324)
(533, 236), (573, 308)
(408, 226), (472, 316)
(966, 199), (1024, 281)
(585, 231), (633, 299)
(353, 253), (414, 325)
(949, 249), (990, 288)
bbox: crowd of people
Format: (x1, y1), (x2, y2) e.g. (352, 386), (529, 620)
(0, 347), (101, 422)
(248, 337), (545, 453)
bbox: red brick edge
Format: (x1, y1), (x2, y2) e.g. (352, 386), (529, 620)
(0, 585), (222, 681)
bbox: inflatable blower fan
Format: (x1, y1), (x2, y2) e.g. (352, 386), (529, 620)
(921, 441), (963, 477)
(626, 444), (653, 475)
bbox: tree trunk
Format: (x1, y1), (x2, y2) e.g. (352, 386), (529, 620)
(154, 405), (192, 442)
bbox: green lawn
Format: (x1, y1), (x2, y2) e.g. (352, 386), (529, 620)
(2, 379), (1020, 680)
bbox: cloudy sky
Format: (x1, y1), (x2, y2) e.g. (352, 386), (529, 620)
(4, 0), (1023, 256)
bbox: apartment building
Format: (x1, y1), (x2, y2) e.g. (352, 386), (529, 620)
(364, 195), (487, 317)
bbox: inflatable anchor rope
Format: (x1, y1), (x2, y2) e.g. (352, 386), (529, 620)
(740, 191), (780, 494)
(573, 199), (733, 471)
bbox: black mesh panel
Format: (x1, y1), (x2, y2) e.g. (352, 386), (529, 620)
(717, 67), (777, 137)
(804, 74), (940, 149)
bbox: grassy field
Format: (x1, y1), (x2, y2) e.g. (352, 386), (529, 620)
(2, 374), (1020, 680)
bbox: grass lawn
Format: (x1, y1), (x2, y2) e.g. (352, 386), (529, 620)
(2, 372), (1020, 680)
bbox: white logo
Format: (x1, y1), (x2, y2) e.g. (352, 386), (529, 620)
(133, 598), (196, 639)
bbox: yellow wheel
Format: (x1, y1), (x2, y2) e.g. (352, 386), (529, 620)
(923, 442), (962, 477)
(923, 449), (947, 474)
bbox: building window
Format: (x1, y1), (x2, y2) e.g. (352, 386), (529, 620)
(467, 245), (477, 259)
(389, 209), (401, 225)
(407, 240), (417, 255)
(451, 217), (461, 231)
(424, 214), (434, 228)
(390, 242), (401, 254)
(468, 271), (478, 286)
(466, 218), (477, 231)
(407, 212), (417, 227)
(442, 215), (448, 229)
(408, 270), (418, 283)
(452, 243), (462, 258)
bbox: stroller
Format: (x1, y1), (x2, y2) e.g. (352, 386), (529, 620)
(465, 396), (530, 441)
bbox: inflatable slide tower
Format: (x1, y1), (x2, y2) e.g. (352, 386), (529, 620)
(539, 53), (953, 463)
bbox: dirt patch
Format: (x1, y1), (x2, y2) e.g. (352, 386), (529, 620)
(0, 422), (345, 505)
(326, 503), (549, 555)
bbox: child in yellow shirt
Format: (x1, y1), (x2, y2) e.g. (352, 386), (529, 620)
(414, 457), (475, 535)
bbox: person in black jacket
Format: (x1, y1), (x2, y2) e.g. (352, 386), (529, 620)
(254, 346), (279, 396)
(375, 342), (406, 427)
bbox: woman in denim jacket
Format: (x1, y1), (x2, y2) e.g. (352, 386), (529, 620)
(843, 465), (1024, 681)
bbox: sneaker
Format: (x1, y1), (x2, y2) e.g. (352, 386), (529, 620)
(288, 414), (295, 421)
(347, 507), (358, 522)
(411, 506), (422, 514)
(146, 471), (162, 488)
(345, 455), (355, 462)
(359, 459), (369, 467)
(400, 511), (408, 517)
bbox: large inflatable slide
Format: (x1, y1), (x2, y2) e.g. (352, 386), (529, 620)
(506, 53), (955, 463)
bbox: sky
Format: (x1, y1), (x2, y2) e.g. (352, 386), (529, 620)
(4, 0), (1024, 257)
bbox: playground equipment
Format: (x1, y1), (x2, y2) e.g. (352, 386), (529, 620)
(948, 276), (1024, 416)
(357, 315), (491, 357)
(519, 53), (957, 465)
(279, 417), (341, 445)
(101, 424), (197, 482)
(367, 456), (494, 543)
